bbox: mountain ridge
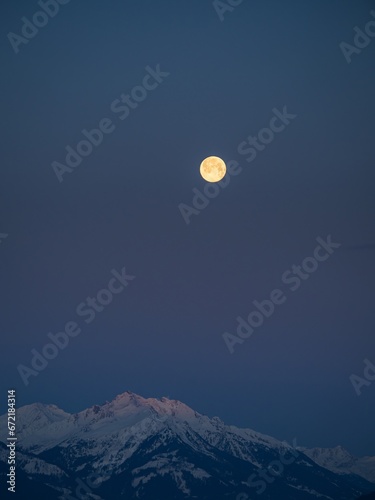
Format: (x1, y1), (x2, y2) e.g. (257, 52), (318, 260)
(0, 390), (374, 499)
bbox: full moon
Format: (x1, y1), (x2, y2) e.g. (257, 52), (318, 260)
(200, 156), (226, 183)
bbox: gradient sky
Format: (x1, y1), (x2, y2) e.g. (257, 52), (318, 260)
(1, 0), (374, 457)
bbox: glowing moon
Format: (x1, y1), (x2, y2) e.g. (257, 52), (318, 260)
(200, 156), (226, 183)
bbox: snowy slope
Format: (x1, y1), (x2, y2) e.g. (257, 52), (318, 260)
(0, 390), (374, 499)
(302, 446), (375, 484)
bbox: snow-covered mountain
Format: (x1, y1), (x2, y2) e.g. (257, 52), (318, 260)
(302, 446), (375, 484)
(0, 391), (374, 499)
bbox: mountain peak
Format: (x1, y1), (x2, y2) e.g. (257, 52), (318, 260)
(0, 391), (374, 498)
(113, 390), (145, 405)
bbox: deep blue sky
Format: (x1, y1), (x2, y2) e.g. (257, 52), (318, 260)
(1, 0), (374, 456)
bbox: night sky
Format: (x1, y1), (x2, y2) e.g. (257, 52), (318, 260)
(1, 0), (374, 457)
